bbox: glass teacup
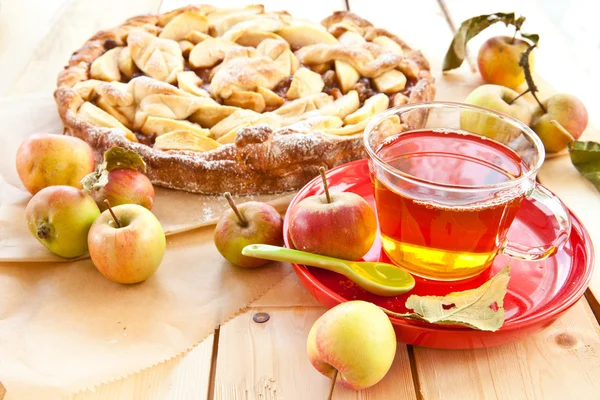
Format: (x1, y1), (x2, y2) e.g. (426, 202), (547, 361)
(364, 102), (571, 281)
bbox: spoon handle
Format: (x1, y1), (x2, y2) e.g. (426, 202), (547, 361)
(242, 244), (349, 274)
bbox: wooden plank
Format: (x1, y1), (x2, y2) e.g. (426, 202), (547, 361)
(441, 0), (600, 315)
(5, 0), (162, 97)
(213, 307), (417, 399)
(537, 154), (600, 315)
(413, 299), (600, 400)
(72, 334), (214, 400)
(249, 273), (322, 308)
(439, 0), (600, 127)
(0, 0), (70, 96)
(353, 1), (600, 399)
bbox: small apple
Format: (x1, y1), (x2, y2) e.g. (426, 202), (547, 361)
(214, 193), (283, 268)
(25, 185), (100, 258)
(93, 168), (155, 211)
(461, 84), (533, 142)
(307, 300), (397, 392)
(288, 168), (377, 261)
(477, 36), (535, 90)
(16, 133), (95, 195)
(531, 93), (589, 153)
(88, 202), (166, 284)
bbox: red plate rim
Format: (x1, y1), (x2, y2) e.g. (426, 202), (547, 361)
(284, 159), (595, 333)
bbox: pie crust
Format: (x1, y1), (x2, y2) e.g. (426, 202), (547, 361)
(55, 5), (435, 194)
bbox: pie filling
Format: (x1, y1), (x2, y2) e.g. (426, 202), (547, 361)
(70, 5), (420, 153)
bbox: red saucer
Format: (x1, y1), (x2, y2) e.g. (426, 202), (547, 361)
(284, 159), (594, 349)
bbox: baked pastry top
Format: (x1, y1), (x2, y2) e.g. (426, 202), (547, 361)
(55, 5), (435, 194)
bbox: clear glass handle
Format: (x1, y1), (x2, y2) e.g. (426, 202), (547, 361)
(500, 185), (571, 261)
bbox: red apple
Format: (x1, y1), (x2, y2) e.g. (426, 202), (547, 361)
(288, 169), (377, 260)
(477, 36), (535, 90)
(307, 300), (397, 391)
(214, 194), (283, 268)
(25, 186), (100, 258)
(16, 133), (95, 195)
(93, 168), (155, 211)
(88, 203), (166, 284)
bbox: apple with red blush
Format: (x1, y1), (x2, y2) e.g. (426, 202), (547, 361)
(214, 193), (284, 268)
(288, 168), (377, 261)
(16, 133), (95, 195)
(82, 147), (155, 211)
(88, 201), (165, 284)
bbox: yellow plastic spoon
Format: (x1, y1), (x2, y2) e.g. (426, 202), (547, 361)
(242, 244), (415, 297)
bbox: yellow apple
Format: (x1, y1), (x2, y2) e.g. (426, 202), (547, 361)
(16, 133), (95, 195)
(477, 36), (535, 90)
(531, 93), (588, 153)
(461, 84), (533, 143)
(307, 300), (396, 390)
(25, 186), (100, 258)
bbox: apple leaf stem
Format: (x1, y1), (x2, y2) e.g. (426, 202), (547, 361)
(224, 192), (248, 227)
(508, 44), (546, 113)
(328, 369), (338, 400)
(104, 199), (122, 228)
(319, 167), (332, 204)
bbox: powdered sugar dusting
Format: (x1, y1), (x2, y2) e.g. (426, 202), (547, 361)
(56, 6), (434, 195)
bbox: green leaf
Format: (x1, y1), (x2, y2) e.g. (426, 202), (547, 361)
(382, 267), (510, 331)
(520, 33), (540, 45)
(569, 141), (600, 191)
(443, 12), (537, 71)
(104, 146), (147, 172)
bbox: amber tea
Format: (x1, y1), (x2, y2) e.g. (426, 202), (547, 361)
(373, 129), (527, 280)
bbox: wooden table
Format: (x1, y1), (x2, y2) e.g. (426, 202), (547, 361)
(1, 0), (599, 399)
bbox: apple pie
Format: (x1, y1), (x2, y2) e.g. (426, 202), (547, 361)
(55, 5), (435, 194)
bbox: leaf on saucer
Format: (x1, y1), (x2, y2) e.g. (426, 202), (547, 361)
(442, 12), (538, 71)
(383, 267), (510, 331)
(104, 146), (147, 172)
(569, 141), (600, 191)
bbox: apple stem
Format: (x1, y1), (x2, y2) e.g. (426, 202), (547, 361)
(319, 167), (332, 204)
(224, 192), (248, 227)
(508, 44), (546, 113)
(104, 199), (122, 228)
(511, 26), (519, 45)
(328, 369), (338, 400)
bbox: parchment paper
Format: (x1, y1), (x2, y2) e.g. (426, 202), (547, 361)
(0, 93), (296, 398)
(0, 223), (292, 399)
(0, 94), (294, 262)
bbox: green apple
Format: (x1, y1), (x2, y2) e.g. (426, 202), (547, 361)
(16, 133), (95, 195)
(531, 93), (588, 153)
(307, 300), (397, 391)
(214, 194), (283, 268)
(88, 204), (166, 284)
(25, 185), (100, 258)
(477, 36), (535, 90)
(461, 84), (533, 143)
